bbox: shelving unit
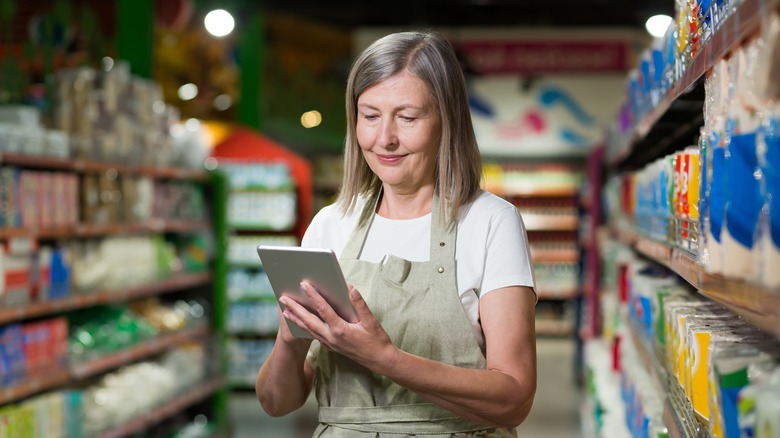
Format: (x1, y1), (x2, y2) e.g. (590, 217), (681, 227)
(0, 148), (226, 435)
(484, 162), (585, 343)
(1, 324), (211, 405)
(610, 0), (780, 170)
(589, 1), (780, 437)
(0, 272), (211, 325)
(96, 378), (225, 438)
(0, 153), (211, 181)
(207, 154), (310, 389)
(614, 229), (780, 339)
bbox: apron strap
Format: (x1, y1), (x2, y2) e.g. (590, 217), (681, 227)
(341, 190), (382, 261)
(318, 404), (490, 434)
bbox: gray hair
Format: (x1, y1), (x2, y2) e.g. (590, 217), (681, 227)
(337, 30), (482, 224)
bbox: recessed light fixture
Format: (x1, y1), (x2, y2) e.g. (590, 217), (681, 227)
(645, 14), (673, 38)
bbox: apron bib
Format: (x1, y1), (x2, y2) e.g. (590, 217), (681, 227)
(313, 194), (516, 437)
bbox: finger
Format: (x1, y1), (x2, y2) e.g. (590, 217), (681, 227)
(300, 281), (344, 324)
(348, 287), (372, 320)
(282, 301), (327, 341)
(282, 309), (308, 333)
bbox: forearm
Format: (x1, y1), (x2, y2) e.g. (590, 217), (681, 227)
(255, 338), (313, 417)
(375, 348), (535, 428)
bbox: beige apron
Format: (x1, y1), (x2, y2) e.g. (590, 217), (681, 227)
(313, 194), (516, 437)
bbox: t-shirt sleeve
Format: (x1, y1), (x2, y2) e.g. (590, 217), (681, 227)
(480, 205), (536, 299)
(301, 207), (328, 249)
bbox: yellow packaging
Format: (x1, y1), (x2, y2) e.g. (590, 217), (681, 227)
(687, 148), (701, 221)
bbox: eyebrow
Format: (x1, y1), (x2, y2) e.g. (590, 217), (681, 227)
(357, 103), (426, 111)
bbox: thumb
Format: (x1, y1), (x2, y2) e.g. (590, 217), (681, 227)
(348, 287), (371, 320)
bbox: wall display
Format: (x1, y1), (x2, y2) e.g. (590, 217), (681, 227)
(470, 75), (625, 156)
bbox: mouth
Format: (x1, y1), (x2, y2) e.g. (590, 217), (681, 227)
(375, 154), (407, 164)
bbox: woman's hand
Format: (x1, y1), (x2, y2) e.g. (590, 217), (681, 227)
(279, 281), (397, 370)
(275, 305), (313, 351)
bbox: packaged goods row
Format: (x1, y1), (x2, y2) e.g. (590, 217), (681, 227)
(227, 339), (274, 387)
(0, 234), (209, 308)
(0, 167), (207, 231)
(591, 240), (780, 438)
(0, 298), (207, 388)
(0, 62), (209, 169)
(0, 344), (212, 438)
(483, 164), (583, 196)
(616, 0), (767, 144)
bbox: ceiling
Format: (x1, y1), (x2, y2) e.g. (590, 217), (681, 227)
(262, 0), (674, 30)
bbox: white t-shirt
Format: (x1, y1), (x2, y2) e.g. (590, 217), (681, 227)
(302, 189), (536, 351)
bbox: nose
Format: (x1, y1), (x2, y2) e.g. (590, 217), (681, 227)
(377, 118), (398, 149)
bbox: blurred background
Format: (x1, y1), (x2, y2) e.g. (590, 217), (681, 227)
(3, 0), (780, 437)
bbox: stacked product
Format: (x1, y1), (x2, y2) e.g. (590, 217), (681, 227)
(604, 245), (780, 438)
(609, 6), (780, 289)
(80, 344), (207, 436)
(582, 339), (632, 438)
(603, 144), (701, 254)
(613, 0), (743, 149)
(68, 299), (206, 364)
(0, 318), (69, 386)
(0, 106), (69, 157)
(700, 22), (780, 286)
(50, 62), (208, 168)
(599, 3), (780, 438)
(0, 389), (82, 438)
(220, 160), (298, 386)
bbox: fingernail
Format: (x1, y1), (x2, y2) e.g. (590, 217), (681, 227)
(300, 281), (308, 290)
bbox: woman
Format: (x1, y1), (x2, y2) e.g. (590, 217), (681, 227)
(256, 30), (537, 437)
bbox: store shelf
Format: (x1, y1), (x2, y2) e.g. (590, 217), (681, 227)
(0, 153), (210, 181)
(96, 377), (224, 438)
(0, 369), (71, 406)
(531, 249), (580, 264)
(500, 186), (580, 198)
(536, 289), (579, 300)
(625, 317), (667, 397)
(523, 213), (579, 232)
(664, 399), (688, 438)
(0, 220), (210, 240)
(610, 0), (778, 168)
(535, 319), (575, 336)
(616, 231), (780, 339)
(0, 326), (210, 406)
(71, 325), (210, 379)
(0, 271), (213, 325)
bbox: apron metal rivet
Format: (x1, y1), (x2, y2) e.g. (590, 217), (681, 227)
(437, 267), (444, 273)
(439, 242), (445, 247)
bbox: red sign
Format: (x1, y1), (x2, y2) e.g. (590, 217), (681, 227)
(457, 41), (629, 74)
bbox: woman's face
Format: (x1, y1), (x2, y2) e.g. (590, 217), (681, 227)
(356, 71), (441, 193)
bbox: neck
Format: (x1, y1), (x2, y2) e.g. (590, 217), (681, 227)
(377, 184), (435, 219)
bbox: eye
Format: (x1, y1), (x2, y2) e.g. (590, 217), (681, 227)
(361, 113), (379, 121)
(399, 116), (416, 123)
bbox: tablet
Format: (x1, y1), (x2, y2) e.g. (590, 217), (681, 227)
(256, 245), (357, 339)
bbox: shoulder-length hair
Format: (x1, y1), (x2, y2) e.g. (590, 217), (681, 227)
(336, 30), (482, 225)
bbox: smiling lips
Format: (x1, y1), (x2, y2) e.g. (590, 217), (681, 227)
(376, 154), (407, 164)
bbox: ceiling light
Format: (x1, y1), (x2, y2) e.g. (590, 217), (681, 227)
(204, 9), (235, 37)
(178, 83), (198, 101)
(301, 110), (322, 128)
(645, 14), (672, 38)
(213, 94), (232, 111)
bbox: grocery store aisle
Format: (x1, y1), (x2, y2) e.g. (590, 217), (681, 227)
(230, 338), (582, 437)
